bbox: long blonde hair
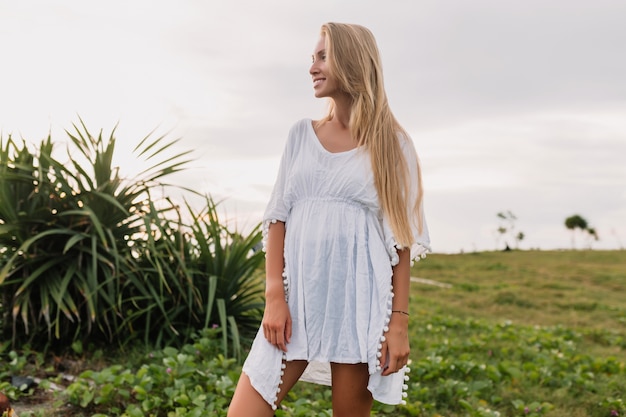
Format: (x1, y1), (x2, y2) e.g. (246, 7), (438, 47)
(317, 22), (424, 247)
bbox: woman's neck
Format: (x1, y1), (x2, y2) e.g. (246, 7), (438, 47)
(330, 94), (352, 128)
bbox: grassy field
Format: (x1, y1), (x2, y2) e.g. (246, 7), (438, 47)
(3, 250), (626, 416)
(403, 250), (626, 416)
(412, 250), (626, 361)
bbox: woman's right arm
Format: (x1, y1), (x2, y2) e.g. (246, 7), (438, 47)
(261, 221), (292, 352)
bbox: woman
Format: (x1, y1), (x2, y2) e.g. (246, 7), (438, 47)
(227, 22), (430, 417)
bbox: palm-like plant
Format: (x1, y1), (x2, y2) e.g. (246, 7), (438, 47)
(0, 121), (192, 347)
(1, 120), (266, 358)
(117, 196), (200, 347)
(187, 198), (265, 359)
(118, 196), (265, 357)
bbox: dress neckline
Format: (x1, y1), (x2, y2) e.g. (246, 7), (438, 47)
(307, 119), (359, 156)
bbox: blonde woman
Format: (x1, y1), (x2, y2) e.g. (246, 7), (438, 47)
(227, 22), (430, 417)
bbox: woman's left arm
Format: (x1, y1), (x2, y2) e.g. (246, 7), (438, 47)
(380, 247), (411, 376)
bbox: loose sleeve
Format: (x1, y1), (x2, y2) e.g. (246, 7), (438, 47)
(261, 125), (298, 248)
(382, 135), (431, 265)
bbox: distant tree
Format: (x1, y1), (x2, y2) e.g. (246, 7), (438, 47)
(496, 211), (524, 250)
(565, 214), (598, 249)
(565, 214), (588, 231)
(585, 227), (599, 249)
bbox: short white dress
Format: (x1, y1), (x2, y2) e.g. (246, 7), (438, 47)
(242, 118), (430, 410)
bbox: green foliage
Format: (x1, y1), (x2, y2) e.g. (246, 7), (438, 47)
(0, 122), (191, 347)
(119, 196), (265, 355)
(0, 343), (44, 403)
(565, 214), (588, 231)
(61, 328), (240, 416)
(404, 316), (625, 416)
(0, 121), (264, 355)
(4, 313), (620, 416)
(185, 198), (265, 358)
(565, 214), (599, 249)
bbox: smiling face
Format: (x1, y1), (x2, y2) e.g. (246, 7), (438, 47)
(309, 35), (341, 99)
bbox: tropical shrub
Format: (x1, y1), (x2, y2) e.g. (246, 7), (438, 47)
(1, 122), (191, 346)
(118, 196), (265, 355)
(0, 121), (264, 354)
(184, 197), (265, 358)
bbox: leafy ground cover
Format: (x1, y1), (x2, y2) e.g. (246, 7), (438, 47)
(1, 250), (625, 416)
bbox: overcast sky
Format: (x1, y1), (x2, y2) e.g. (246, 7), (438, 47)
(1, 0), (625, 253)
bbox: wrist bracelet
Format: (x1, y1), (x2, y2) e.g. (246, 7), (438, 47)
(392, 310), (409, 316)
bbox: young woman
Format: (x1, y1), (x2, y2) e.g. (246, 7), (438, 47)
(227, 22), (430, 417)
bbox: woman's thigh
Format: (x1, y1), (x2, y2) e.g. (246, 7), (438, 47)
(227, 360), (308, 417)
(330, 362), (373, 417)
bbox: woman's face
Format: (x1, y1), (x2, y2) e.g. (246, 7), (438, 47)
(309, 35), (341, 99)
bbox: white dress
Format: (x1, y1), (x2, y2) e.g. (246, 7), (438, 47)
(242, 118), (430, 410)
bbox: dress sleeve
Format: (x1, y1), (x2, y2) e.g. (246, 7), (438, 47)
(382, 135), (431, 265)
(261, 124), (297, 248)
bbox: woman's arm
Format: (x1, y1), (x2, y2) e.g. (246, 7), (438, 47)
(261, 221), (292, 352)
(380, 247), (411, 376)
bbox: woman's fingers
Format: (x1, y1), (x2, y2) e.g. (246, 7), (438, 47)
(275, 328), (287, 352)
(380, 342), (410, 376)
(263, 319), (289, 351)
(380, 318), (410, 375)
(285, 314), (292, 344)
(262, 298), (292, 351)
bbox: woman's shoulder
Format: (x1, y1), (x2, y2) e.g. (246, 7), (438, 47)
(277, 118), (314, 159)
(287, 118), (314, 136)
(284, 118), (314, 147)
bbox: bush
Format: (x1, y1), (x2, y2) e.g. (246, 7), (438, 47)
(62, 328), (240, 416)
(0, 121), (264, 356)
(118, 196), (265, 355)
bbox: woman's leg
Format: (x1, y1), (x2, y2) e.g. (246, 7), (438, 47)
(330, 362), (373, 417)
(227, 360), (308, 417)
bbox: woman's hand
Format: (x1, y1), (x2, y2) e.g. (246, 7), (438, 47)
(262, 294), (292, 352)
(379, 313), (410, 376)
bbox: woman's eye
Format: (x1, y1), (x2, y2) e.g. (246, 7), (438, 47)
(312, 54), (326, 64)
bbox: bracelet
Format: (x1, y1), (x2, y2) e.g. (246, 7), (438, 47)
(392, 310), (409, 316)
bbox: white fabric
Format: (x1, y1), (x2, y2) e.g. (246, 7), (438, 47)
(242, 118), (430, 407)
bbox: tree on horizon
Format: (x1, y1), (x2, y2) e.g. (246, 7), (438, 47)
(565, 214), (599, 249)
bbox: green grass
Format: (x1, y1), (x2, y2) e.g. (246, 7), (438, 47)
(406, 250), (626, 416)
(412, 250), (626, 362)
(2, 250), (625, 416)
